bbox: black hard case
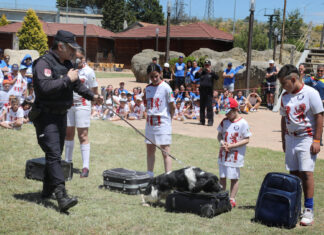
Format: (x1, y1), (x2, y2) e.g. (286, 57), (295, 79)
(255, 172), (302, 229)
(165, 191), (232, 218)
(102, 168), (151, 195)
(25, 157), (73, 181)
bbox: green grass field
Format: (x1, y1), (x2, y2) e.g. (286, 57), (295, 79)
(95, 72), (134, 79)
(0, 121), (323, 234)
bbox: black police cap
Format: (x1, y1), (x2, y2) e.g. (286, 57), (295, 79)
(54, 30), (80, 49)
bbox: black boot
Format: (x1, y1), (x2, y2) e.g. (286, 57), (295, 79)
(207, 120), (213, 126)
(54, 184), (78, 212)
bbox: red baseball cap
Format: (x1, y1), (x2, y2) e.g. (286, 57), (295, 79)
(225, 98), (238, 114)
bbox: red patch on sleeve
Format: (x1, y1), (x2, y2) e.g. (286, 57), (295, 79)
(44, 68), (52, 77)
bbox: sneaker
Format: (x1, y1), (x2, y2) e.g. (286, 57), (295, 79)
(300, 208), (314, 226)
(80, 168), (89, 178)
(230, 198), (236, 208)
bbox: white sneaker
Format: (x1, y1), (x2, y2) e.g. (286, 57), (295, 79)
(300, 208), (314, 226)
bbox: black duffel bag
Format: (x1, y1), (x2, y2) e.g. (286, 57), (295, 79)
(165, 191), (232, 218)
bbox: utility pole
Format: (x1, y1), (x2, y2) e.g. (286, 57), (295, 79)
(279, 0), (287, 64)
(155, 28), (159, 51)
(245, 0), (255, 97)
(320, 22), (324, 49)
(264, 10), (279, 49)
(165, 1), (171, 62)
(273, 28), (279, 60)
(233, 0), (237, 35)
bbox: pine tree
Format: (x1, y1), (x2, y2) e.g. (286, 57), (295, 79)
(126, 0), (164, 25)
(101, 0), (126, 33)
(0, 14), (9, 26)
(17, 9), (48, 55)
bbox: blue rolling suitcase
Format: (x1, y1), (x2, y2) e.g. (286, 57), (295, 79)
(255, 172), (302, 228)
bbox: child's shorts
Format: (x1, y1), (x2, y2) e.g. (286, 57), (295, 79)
(145, 133), (172, 145)
(67, 106), (91, 128)
(285, 135), (317, 172)
(219, 164), (240, 179)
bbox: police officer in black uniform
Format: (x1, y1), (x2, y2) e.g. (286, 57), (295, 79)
(32, 30), (102, 212)
(195, 60), (219, 126)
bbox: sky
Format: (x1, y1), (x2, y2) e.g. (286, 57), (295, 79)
(0, 0), (323, 25)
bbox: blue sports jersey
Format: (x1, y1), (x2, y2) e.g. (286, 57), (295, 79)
(223, 65), (244, 86)
(304, 76), (324, 100)
(175, 62), (185, 77)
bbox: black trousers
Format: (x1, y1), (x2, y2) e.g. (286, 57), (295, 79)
(34, 112), (67, 188)
(200, 88), (213, 124)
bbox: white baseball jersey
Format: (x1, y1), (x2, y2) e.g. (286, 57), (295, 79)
(194, 106), (200, 116)
(145, 81), (174, 134)
(116, 104), (129, 117)
(280, 84), (324, 137)
(0, 90), (9, 109)
(132, 103), (145, 119)
(6, 106), (24, 122)
(218, 117), (252, 167)
(23, 108), (30, 118)
(174, 106), (183, 116)
(9, 74), (27, 102)
(73, 65), (97, 106)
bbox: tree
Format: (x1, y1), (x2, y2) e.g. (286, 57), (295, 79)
(126, 0), (164, 25)
(234, 22), (268, 51)
(101, 0), (126, 33)
(17, 9), (48, 55)
(0, 14), (9, 26)
(56, 0), (104, 13)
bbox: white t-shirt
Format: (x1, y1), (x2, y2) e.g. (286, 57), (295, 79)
(6, 106), (24, 122)
(145, 81), (175, 134)
(174, 106), (183, 116)
(248, 95), (258, 106)
(280, 84), (324, 137)
(0, 90), (9, 109)
(217, 117), (252, 167)
(194, 106), (200, 116)
(73, 65), (97, 106)
(8, 74), (27, 103)
(23, 108), (30, 118)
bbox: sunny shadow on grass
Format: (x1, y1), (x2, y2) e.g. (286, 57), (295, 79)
(95, 71), (135, 79)
(0, 121), (323, 234)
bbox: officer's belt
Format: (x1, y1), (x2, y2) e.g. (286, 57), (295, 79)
(42, 106), (67, 115)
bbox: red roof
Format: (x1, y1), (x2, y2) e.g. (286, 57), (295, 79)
(0, 21), (115, 38)
(115, 22), (233, 41)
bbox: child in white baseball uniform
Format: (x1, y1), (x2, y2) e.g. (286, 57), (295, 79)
(65, 50), (99, 178)
(217, 98), (251, 208)
(278, 64), (323, 226)
(0, 97), (24, 129)
(145, 63), (175, 177)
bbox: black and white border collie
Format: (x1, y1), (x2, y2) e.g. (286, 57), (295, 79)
(143, 167), (223, 204)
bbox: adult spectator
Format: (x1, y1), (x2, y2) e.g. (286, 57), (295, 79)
(299, 63), (308, 82)
(105, 84), (113, 101)
(118, 81), (128, 94)
(265, 60), (279, 110)
(174, 56), (186, 88)
(195, 60), (219, 126)
(188, 60), (200, 90)
(0, 53), (11, 74)
(185, 60), (193, 86)
(162, 63), (173, 87)
(65, 49), (99, 178)
(20, 54), (33, 83)
(31, 30), (102, 212)
(246, 89), (262, 112)
(152, 57), (162, 71)
(222, 62), (244, 92)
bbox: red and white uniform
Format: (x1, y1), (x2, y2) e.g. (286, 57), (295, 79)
(280, 84), (323, 137)
(145, 81), (174, 135)
(217, 117), (252, 168)
(6, 106), (24, 122)
(116, 104), (129, 117)
(280, 84), (323, 172)
(67, 65), (97, 128)
(8, 74), (27, 104)
(0, 90), (9, 109)
(129, 103), (145, 119)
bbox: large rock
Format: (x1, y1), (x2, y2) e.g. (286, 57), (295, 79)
(131, 49), (184, 83)
(131, 44), (299, 87)
(3, 49), (40, 66)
